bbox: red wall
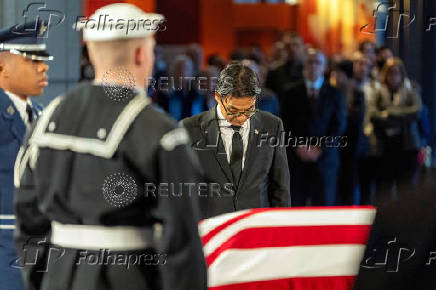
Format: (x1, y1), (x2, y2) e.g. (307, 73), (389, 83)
(84, 0), (155, 17)
(198, 0), (297, 61)
(156, 0), (200, 44)
(83, 0), (297, 61)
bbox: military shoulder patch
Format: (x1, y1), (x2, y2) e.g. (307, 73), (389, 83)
(160, 128), (190, 151)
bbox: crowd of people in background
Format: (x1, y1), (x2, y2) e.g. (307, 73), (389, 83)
(80, 31), (433, 207)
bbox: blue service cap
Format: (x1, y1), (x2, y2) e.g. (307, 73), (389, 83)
(0, 20), (53, 61)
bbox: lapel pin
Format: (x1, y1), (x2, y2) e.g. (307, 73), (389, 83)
(7, 105), (15, 115)
(254, 129), (259, 135)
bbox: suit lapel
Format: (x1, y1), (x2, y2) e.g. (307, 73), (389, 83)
(30, 100), (43, 121)
(0, 94), (26, 144)
(201, 108), (233, 183)
(238, 113), (260, 188)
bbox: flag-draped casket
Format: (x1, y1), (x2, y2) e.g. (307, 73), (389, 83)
(199, 207), (376, 290)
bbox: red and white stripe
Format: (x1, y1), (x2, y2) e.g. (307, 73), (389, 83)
(200, 207), (376, 290)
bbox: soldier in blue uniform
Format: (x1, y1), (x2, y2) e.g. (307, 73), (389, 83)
(0, 20), (52, 290)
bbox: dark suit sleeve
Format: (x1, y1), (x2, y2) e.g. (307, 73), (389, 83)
(327, 89), (347, 139)
(268, 119), (291, 207)
(265, 69), (276, 93)
(14, 132), (51, 290)
(155, 132), (208, 290)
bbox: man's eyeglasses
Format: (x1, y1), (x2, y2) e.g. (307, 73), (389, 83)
(219, 98), (258, 118)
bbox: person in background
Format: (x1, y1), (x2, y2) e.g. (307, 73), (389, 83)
(0, 20), (51, 290)
(281, 48), (346, 206)
(149, 44), (170, 111)
(242, 59), (280, 117)
(359, 40), (376, 69)
(185, 43), (203, 77)
(229, 49), (280, 117)
(375, 45), (393, 73)
(370, 57), (422, 203)
(197, 66), (220, 110)
(229, 48), (248, 61)
(329, 59), (353, 91)
(168, 55), (206, 120)
(207, 53), (227, 71)
(266, 31), (305, 102)
(335, 53), (374, 205)
(268, 41), (287, 68)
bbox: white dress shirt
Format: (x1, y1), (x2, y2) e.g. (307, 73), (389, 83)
(305, 76), (324, 93)
(216, 105), (250, 169)
(5, 91), (32, 127)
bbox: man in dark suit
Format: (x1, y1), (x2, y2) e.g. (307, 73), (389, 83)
(0, 21), (51, 290)
(281, 48), (346, 206)
(265, 32), (305, 101)
(182, 61), (291, 219)
(354, 178), (436, 290)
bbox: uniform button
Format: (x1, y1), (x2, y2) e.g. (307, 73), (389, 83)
(48, 122), (56, 132)
(7, 105), (15, 115)
(97, 128), (107, 139)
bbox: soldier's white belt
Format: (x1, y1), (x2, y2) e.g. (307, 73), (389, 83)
(51, 221), (161, 251)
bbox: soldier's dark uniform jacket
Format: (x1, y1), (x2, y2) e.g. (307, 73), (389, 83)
(13, 83), (207, 290)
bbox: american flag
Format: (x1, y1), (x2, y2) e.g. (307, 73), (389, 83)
(199, 207), (376, 290)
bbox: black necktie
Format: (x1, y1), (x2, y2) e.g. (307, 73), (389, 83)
(26, 104), (33, 124)
(230, 125), (243, 188)
(307, 87), (318, 110)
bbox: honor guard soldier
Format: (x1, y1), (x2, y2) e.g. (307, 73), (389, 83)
(13, 4), (206, 290)
(0, 20), (52, 290)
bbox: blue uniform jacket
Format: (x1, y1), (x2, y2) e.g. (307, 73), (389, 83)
(0, 88), (43, 290)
